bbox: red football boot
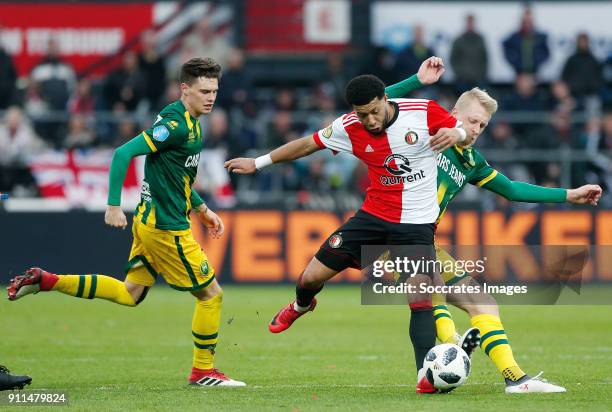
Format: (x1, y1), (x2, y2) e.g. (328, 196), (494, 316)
(189, 368), (246, 387)
(268, 299), (317, 334)
(416, 368), (439, 394)
(7, 267), (57, 301)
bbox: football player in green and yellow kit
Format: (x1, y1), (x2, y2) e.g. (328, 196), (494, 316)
(384, 64), (601, 393)
(8, 57), (245, 387)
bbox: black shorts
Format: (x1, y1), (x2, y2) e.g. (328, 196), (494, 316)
(315, 209), (435, 272)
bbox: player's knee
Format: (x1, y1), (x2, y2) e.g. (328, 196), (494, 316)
(301, 257), (337, 287)
(125, 282), (148, 306)
(467, 302), (499, 317)
(192, 282), (222, 301)
(469, 280), (498, 311)
(211, 285), (223, 299)
(132, 286), (150, 306)
(299, 275), (316, 289)
(299, 271), (324, 289)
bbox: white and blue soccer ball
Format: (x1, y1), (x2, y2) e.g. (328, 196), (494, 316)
(423, 343), (471, 392)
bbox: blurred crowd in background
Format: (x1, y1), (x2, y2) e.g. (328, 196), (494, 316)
(1, 6), (611, 209)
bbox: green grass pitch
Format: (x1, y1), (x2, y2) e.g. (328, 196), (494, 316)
(2, 285), (612, 411)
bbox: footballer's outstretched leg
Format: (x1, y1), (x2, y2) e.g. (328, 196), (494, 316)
(8, 267), (138, 306)
(445, 276), (566, 393)
(466, 308), (567, 393)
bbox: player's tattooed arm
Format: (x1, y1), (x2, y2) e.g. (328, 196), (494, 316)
(224, 135), (322, 174)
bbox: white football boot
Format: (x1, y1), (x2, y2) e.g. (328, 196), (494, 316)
(505, 372), (566, 394)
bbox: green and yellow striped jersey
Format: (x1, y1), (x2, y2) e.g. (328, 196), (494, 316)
(436, 145), (497, 223)
(135, 100), (203, 231)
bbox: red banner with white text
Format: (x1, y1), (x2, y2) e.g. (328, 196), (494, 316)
(0, 2), (155, 76)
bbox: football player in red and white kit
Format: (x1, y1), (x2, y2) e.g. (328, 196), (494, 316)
(225, 59), (469, 393)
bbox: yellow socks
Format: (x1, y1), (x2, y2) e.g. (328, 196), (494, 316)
(430, 293), (527, 383)
(433, 304), (458, 343)
(52, 274), (135, 306)
(471, 313), (526, 382)
(192, 293), (222, 370)
(432, 291), (458, 344)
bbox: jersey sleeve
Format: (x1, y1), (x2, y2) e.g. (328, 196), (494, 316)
(312, 115), (353, 154)
(190, 189), (205, 210)
(427, 100), (459, 135)
(468, 150), (498, 186)
(481, 170), (567, 203)
(107, 134), (154, 206)
(385, 74), (423, 98)
(141, 115), (185, 152)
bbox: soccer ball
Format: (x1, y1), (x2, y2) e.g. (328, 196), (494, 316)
(423, 343), (471, 392)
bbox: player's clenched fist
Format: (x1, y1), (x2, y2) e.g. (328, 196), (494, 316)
(567, 184), (603, 206)
(105, 205), (127, 229)
(417, 56), (445, 85)
(224, 157), (257, 174)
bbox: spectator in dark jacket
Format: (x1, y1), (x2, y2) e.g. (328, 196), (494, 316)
(30, 39), (76, 110)
(395, 25), (435, 79)
(216, 48), (250, 112)
(503, 73), (548, 138)
(562, 33), (603, 98)
(361, 46), (400, 86)
(29, 39), (76, 147)
(450, 14), (488, 90)
(104, 51), (145, 111)
(138, 30), (166, 111)
(504, 73), (548, 113)
(502, 7), (550, 75)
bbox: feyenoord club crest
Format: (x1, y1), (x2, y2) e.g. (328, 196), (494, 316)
(329, 234), (343, 248)
(322, 125), (333, 138)
(405, 130), (418, 145)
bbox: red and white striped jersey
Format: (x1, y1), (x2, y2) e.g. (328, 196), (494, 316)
(313, 98), (459, 224)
